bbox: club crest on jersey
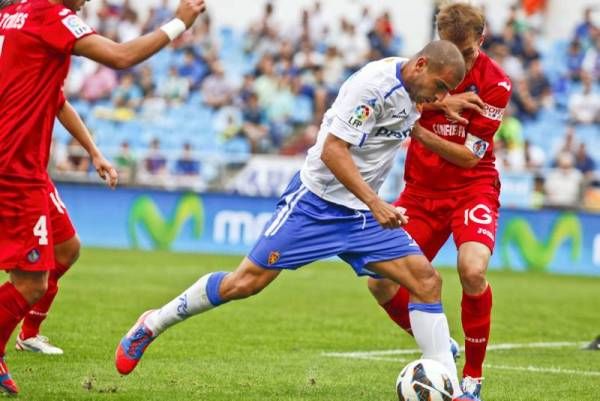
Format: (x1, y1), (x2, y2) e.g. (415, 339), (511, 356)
(268, 251), (280, 265)
(27, 248), (40, 264)
(466, 84), (479, 94)
(348, 104), (372, 128)
(61, 14), (92, 39)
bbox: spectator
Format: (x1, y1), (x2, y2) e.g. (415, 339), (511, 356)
(337, 19), (369, 72)
(140, 89), (168, 121)
(521, 32), (541, 68)
(523, 140), (546, 172)
(566, 39), (586, 81)
(213, 105), (243, 142)
(582, 179), (600, 212)
(114, 141), (136, 184)
(545, 152), (584, 207)
(254, 54), (279, 108)
(56, 137), (91, 175)
(179, 48), (208, 90)
(112, 72), (143, 110)
(137, 65), (156, 98)
(117, 6), (141, 42)
(583, 34), (600, 80)
(159, 66), (191, 104)
(490, 42), (524, 81)
(368, 15), (396, 59)
(293, 39), (324, 71)
(574, 143), (596, 178)
(80, 65), (118, 103)
(237, 73), (256, 105)
(201, 60), (234, 109)
(241, 93), (269, 153)
(531, 174), (546, 209)
(574, 7), (597, 47)
(526, 58), (553, 109)
(496, 105), (525, 169)
(143, 0), (172, 33)
(143, 138), (168, 176)
(512, 79), (540, 120)
(175, 143), (201, 176)
(322, 45), (345, 88)
(568, 74), (600, 124)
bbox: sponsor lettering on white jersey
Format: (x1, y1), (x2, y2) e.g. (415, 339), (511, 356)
(301, 57), (420, 210)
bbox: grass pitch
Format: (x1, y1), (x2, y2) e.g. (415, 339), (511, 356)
(4, 248), (599, 400)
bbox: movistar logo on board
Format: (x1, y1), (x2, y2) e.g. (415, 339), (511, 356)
(128, 194), (204, 250)
(501, 213), (582, 272)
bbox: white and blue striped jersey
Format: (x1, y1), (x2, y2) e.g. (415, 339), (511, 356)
(300, 57), (420, 210)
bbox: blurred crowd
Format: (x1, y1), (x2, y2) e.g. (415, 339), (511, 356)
(54, 1), (599, 210)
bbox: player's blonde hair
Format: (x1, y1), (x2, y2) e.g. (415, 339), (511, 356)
(436, 2), (486, 44)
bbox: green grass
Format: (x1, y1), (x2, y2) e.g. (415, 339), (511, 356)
(3, 248), (600, 400)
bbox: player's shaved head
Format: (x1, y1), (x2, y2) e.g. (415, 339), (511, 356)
(416, 39), (466, 86)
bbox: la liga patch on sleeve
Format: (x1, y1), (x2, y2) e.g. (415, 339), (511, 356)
(465, 133), (489, 158)
(61, 14), (93, 38)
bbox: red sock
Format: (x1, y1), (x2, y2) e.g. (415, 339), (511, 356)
(461, 284), (492, 378)
(20, 261), (70, 340)
(0, 282), (31, 356)
(382, 286), (413, 335)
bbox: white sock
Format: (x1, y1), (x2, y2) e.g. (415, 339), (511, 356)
(409, 303), (461, 396)
(145, 272), (228, 335)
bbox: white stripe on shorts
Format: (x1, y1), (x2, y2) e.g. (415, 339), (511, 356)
(264, 187), (308, 237)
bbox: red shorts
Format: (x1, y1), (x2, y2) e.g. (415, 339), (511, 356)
(0, 180), (76, 272)
(394, 189), (500, 261)
(47, 180), (76, 245)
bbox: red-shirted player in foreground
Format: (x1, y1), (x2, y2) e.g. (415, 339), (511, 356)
(15, 91), (118, 356)
(367, 3), (512, 399)
(0, 0), (205, 394)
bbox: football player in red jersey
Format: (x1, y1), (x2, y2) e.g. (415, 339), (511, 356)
(15, 91), (118, 355)
(367, 3), (512, 399)
(0, 0), (205, 394)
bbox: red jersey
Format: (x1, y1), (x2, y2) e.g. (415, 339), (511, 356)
(0, 0), (94, 186)
(404, 51), (512, 197)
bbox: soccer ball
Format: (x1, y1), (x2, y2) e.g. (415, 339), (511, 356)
(396, 359), (455, 401)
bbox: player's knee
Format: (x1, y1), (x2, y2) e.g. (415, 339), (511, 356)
(458, 265), (487, 293)
(56, 236), (81, 268)
(414, 269), (442, 303)
(458, 247), (489, 293)
(367, 277), (398, 304)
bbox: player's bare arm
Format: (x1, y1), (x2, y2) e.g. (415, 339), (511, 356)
(410, 123), (481, 168)
(72, 0), (205, 69)
(57, 101), (118, 188)
(320, 134), (407, 229)
(424, 92), (485, 125)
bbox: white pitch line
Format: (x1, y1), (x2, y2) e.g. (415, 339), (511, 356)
(321, 341), (587, 359)
(485, 364), (600, 377)
(322, 341), (600, 377)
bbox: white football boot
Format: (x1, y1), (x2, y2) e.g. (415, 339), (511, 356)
(16, 335), (64, 355)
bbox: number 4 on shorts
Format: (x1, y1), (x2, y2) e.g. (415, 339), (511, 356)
(33, 215), (49, 245)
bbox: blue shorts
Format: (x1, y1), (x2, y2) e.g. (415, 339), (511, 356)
(248, 173), (423, 277)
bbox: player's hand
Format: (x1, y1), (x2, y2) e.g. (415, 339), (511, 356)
(175, 0), (206, 29)
(441, 92), (485, 125)
(92, 154), (118, 189)
(368, 198), (408, 229)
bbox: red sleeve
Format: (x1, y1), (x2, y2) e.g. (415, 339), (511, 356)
(41, 7), (95, 54)
(465, 80), (512, 142)
(57, 89), (66, 110)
